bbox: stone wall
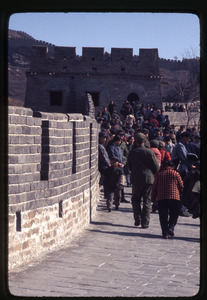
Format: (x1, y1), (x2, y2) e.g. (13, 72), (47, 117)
(25, 46), (162, 114)
(8, 107), (100, 270)
(163, 111), (200, 129)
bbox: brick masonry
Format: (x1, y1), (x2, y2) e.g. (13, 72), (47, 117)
(24, 46), (162, 115)
(8, 106), (100, 270)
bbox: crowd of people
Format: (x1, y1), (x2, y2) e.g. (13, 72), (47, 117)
(98, 99), (200, 239)
(164, 101), (200, 112)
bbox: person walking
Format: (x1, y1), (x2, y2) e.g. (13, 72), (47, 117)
(171, 131), (196, 179)
(151, 161), (184, 239)
(106, 135), (124, 168)
(127, 133), (160, 228)
(98, 131), (111, 198)
(103, 157), (125, 212)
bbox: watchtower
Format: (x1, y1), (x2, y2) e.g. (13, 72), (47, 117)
(25, 46), (162, 115)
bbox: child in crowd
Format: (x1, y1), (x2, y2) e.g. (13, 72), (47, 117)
(104, 157), (125, 212)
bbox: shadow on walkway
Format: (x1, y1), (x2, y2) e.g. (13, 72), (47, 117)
(90, 220), (135, 229)
(178, 222), (200, 227)
(87, 228), (162, 239)
(97, 205), (133, 213)
(88, 227), (200, 243)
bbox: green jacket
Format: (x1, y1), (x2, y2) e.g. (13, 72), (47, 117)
(120, 141), (128, 164)
(127, 144), (160, 185)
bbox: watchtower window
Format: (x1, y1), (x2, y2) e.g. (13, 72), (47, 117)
(50, 91), (62, 106)
(92, 57), (95, 61)
(121, 67), (125, 73)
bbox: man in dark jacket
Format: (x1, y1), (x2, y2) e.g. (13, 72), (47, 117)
(98, 132), (111, 173)
(98, 132), (111, 198)
(106, 135), (124, 167)
(127, 133), (160, 228)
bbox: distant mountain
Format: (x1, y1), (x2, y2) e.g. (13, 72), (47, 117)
(8, 29), (54, 106)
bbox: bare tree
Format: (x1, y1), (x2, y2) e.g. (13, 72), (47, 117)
(172, 70), (200, 129)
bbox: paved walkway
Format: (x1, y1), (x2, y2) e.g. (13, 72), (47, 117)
(9, 186), (200, 297)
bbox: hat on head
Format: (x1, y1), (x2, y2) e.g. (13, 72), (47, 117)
(129, 128), (135, 133)
(113, 135), (122, 142)
(180, 131), (191, 138)
(187, 153), (199, 163)
(97, 117), (104, 122)
(167, 161), (175, 168)
(141, 128), (149, 135)
(150, 139), (159, 148)
(110, 128), (117, 135)
(164, 136), (171, 142)
(117, 130), (125, 136)
(135, 133), (146, 144)
(111, 156), (119, 162)
(158, 141), (166, 149)
(99, 131), (108, 138)
(102, 123), (110, 129)
(194, 133), (200, 140)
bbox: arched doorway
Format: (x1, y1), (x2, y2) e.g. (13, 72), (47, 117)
(127, 93), (139, 104)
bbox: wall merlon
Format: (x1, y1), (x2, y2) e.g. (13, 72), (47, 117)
(82, 47), (105, 61)
(54, 46), (76, 60)
(111, 48), (133, 61)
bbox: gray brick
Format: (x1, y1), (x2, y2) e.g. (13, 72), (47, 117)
(22, 126), (31, 135)
(8, 125), (22, 134)
(34, 118), (42, 126)
(8, 136), (19, 144)
(34, 136), (41, 144)
(9, 145), (30, 155)
(8, 155), (19, 164)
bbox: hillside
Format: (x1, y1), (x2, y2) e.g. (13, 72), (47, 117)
(8, 29), (54, 106)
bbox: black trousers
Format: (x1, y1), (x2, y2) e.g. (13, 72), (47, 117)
(157, 199), (181, 236)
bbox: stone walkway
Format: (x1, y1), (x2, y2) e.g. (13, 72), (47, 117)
(9, 186), (200, 297)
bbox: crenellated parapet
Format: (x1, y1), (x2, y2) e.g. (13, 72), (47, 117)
(8, 106), (100, 270)
(28, 45), (160, 76)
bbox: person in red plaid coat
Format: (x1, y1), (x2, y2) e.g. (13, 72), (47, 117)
(151, 161), (184, 239)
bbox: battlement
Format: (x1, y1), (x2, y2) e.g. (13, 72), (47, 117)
(28, 45), (160, 75)
(159, 57), (200, 72)
(29, 45), (159, 62)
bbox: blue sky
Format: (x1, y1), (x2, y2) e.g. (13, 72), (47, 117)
(9, 12), (200, 60)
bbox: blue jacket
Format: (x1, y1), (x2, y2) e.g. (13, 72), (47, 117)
(172, 141), (192, 173)
(107, 142), (124, 164)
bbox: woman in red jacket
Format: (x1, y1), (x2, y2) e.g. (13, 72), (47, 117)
(159, 140), (171, 171)
(151, 161), (184, 239)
